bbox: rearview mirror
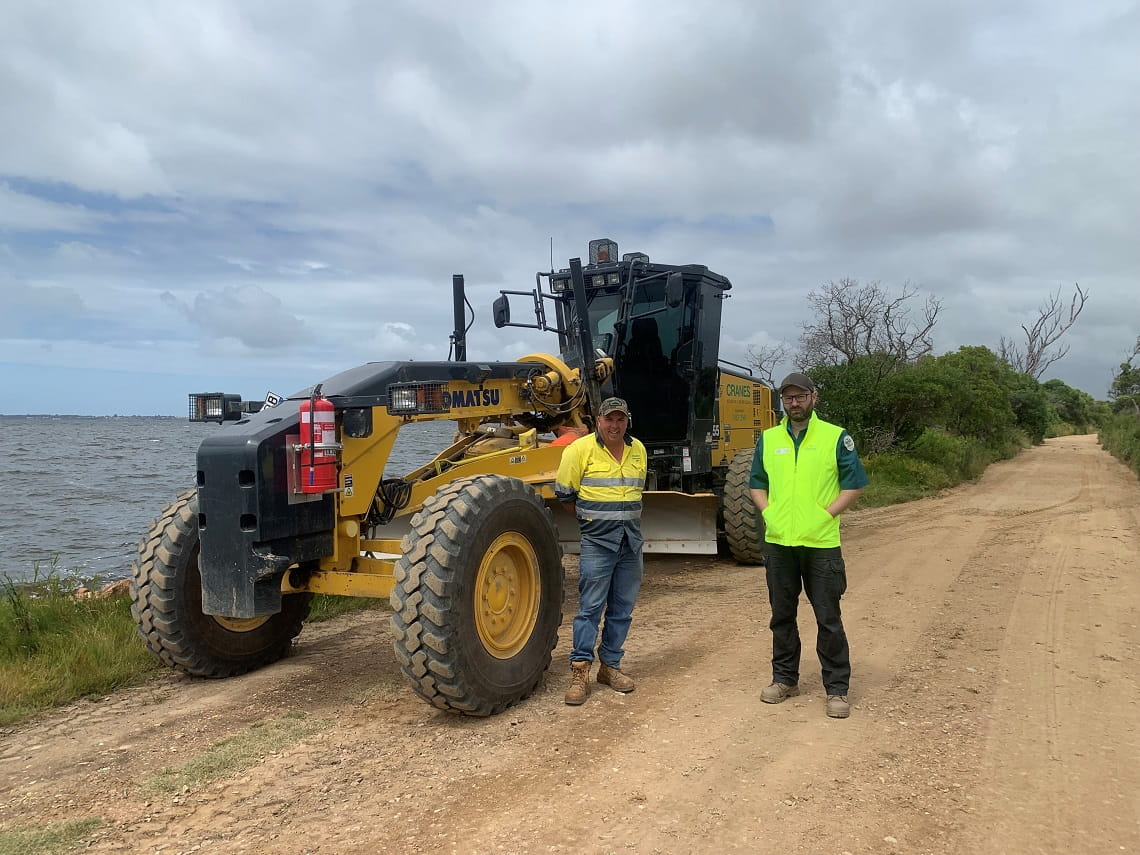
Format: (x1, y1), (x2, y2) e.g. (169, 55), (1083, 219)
(492, 295), (511, 328)
(665, 271), (684, 308)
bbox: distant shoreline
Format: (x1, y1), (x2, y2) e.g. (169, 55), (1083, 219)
(0, 413), (185, 419)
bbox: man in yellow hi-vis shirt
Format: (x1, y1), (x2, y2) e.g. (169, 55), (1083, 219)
(555, 397), (648, 706)
(750, 373), (868, 719)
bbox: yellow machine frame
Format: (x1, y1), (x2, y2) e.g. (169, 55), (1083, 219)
(280, 360), (776, 601)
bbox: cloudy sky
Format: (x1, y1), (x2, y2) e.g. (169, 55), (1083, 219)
(2, 1), (1137, 415)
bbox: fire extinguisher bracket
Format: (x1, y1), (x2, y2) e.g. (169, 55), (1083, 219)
(284, 435), (341, 501)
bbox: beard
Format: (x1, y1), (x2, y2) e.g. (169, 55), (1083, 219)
(787, 402), (814, 423)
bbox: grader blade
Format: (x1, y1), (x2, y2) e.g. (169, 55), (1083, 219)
(548, 491), (719, 555)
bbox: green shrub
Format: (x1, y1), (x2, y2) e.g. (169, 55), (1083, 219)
(910, 428), (966, 475)
(909, 428), (990, 482)
(992, 429), (1033, 460)
(1045, 421), (1075, 438)
(1099, 412), (1140, 475)
(1008, 373), (1051, 444)
(860, 452), (953, 506)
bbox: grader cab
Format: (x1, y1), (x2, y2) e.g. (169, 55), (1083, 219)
(130, 240), (777, 716)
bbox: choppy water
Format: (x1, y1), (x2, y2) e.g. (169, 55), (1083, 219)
(0, 415), (453, 584)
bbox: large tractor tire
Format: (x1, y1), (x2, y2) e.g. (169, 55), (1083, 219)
(390, 474), (564, 716)
(723, 448), (766, 565)
(130, 489), (312, 677)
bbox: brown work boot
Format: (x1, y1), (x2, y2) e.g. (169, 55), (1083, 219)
(826, 695), (851, 718)
(597, 663), (635, 693)
(760, 681), (800, 704)
(564, 661), (591, 705)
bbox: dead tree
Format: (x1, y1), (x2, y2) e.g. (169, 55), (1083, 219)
(798, 278), (941, 371)
(745, 341), (791, 386)
(998, 283), (1089, 379)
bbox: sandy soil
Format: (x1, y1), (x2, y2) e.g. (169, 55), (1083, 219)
(2, 434), (1139, 854)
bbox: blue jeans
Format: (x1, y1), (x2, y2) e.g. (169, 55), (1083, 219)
(570, 538), (643, 667)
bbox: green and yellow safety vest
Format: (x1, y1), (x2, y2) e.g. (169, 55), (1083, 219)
(761, 414), (843, 548)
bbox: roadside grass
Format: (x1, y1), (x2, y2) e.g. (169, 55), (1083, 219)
(308, 593), (382, 622)
(138, 712), (327, 798)
(0, 562), (383, 727)
(0, 563), (160, 726)
(1099, 411), (1140, 478)
(0, 817), (103, 855)
(858, 429), (1028, 508)
(860, 454), (954, 506)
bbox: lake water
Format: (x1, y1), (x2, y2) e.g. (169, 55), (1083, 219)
(0, 415), (454, 584)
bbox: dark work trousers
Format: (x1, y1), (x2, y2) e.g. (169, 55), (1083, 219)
(764, 543), (851, 696)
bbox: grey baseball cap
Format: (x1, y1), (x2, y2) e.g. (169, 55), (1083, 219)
(778, 372), (816, 394)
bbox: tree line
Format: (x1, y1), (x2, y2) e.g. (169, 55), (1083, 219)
(1101, 335), (1140, 478)
(745, 277), (1140, 497)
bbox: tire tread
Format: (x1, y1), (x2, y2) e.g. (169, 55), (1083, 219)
(130, 489), (311, 678)
(390, 475), (563, 716)
(723, 449), (766, 565)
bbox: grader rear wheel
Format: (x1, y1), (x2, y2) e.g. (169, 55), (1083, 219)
(130, 489), (312, 677)
(390, 474), (564, 716)
(723, 448), (766, 565)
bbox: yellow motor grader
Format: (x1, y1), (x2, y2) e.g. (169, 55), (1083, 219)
(130, 239), (777, 716)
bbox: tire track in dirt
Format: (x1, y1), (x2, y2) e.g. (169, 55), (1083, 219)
(955, 439), (1140, 854)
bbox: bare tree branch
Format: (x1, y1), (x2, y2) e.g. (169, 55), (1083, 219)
(745, 341), (790, 386)
(1001, 283), (1089, 378)
(797, 278), (941, 370)
(997, 336), (1023, 369)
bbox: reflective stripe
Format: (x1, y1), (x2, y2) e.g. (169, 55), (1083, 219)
(555, 431), (649, 540)
(581, 476), (644, 487)
(578, 507), (641, 520)
(577, 499), (642, 515)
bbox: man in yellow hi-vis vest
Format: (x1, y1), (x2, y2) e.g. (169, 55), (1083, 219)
(749, 373), (868, 719)
(555, 397), (648, 706)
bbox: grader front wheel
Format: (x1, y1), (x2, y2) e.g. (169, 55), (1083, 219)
(390, 475), (564, 716)
(473, 531), (543, 659)
(130, 489), (312, 677)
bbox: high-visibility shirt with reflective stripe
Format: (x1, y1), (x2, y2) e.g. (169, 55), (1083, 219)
(555, 432), (647, 551)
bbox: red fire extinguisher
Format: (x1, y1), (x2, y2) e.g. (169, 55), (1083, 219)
(299, 390), (337, 494)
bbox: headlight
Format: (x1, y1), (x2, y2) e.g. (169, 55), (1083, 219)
(387, 382), (449, 415)
(188, 393), (242, 423)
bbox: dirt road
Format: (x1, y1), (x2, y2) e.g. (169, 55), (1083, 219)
(2, 435), (1139, 854)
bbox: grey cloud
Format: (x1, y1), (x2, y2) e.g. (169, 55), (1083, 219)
(160, 285), (310, 350)
(2, 0), (1137, 411)
(0, 281), (90, 338)
(0, 278), (148, 347)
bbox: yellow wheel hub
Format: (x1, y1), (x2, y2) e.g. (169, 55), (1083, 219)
(475, 531), (541, 659)
(212, 615), (270, 632)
